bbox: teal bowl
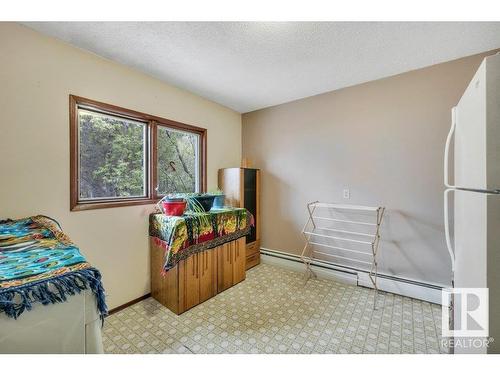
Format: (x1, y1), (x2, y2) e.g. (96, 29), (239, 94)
(213, 195), (225, 208)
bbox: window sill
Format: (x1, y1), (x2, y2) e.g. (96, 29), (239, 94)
(70, 198), (158, 212)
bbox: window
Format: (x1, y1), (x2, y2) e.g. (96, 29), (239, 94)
(70, 95), (206, 211)
(78, 109), (148, 200)
(156, 125), (200, 195)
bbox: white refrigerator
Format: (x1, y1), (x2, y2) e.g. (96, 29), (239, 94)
(444, 53), (500, 354)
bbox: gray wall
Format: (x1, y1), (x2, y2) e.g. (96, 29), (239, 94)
(242, 51), (497, 286)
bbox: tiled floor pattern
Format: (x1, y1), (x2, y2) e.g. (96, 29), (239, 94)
(103, 263), (447, 354)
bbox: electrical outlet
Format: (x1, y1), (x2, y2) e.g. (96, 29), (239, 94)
(343, 189), (350, 199)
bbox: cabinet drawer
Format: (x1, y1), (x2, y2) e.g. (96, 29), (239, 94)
(246, 252), (260, 270)
(246, 241), (259, 256)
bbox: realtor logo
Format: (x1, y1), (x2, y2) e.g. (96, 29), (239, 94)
(442, 288), (489, 338)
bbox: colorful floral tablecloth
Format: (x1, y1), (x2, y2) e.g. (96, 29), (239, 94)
(149, 208), (252, 271)
(0, 215), (107, 320)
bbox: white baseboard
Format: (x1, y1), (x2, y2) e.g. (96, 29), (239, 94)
(357, 273), (446, 305)
(261, 250), (358, 285)
(260, 247), (446, 306)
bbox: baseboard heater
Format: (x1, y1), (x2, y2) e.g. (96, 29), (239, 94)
(260, 247), (447, 305)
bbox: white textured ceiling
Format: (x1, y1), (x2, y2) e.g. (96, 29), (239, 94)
(23, 22), (500, 113)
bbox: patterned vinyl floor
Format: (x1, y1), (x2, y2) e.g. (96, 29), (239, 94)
(103, 263), (447, 354)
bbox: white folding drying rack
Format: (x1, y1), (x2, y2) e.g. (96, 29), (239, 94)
(300, 201), (385, 307)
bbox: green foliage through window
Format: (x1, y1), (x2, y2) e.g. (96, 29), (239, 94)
(77, 106), (201, 202)
(157, 126), (199, 195)
(78, 109), (146, 199)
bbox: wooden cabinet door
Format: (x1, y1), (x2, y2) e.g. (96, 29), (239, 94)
(233, 238), (246, 284)
(199, 249), (217, 303)
(217, 243), (234, 293)
(218, 168), (243, 208)
(150, 238), (180, 314)
(182, 253), (200, 311)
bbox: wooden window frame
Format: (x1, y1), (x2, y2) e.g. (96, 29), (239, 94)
(70, 95), (207, 211)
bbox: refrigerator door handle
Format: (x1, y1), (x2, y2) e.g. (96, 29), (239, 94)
(444, 188), (455, 274)
(444, 107), (457, 189)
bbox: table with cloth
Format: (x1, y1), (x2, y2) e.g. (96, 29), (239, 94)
(149, 207), (252, 272)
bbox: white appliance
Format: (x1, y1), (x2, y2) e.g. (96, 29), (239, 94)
(0, 291), (104, 354)
(444, 53), (500, 354)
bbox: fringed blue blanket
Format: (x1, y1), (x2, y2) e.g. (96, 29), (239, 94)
(0, 215), (107, 320)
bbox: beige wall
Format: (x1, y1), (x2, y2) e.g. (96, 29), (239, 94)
(1, 21), (496, 304)
(0, 23), (242, 309)
(242, 51), (497, 286)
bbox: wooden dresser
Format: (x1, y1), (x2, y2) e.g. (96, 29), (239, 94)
(150, 237), (246, 314)
(218, 168), (261, 270)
